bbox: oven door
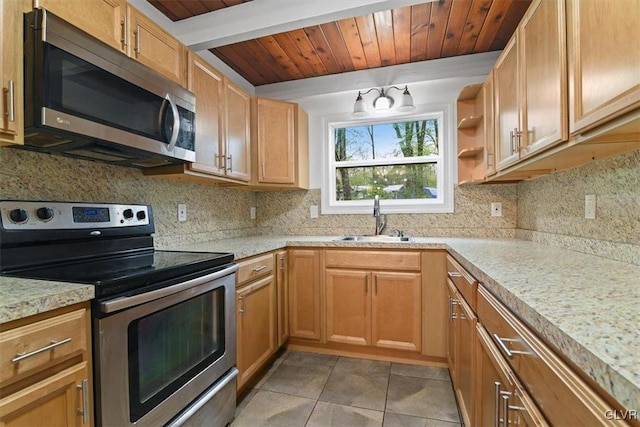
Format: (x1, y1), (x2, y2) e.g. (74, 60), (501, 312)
(94, 264), (236, 427)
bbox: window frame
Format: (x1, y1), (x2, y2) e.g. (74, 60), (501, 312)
(321, 102), (455, 215)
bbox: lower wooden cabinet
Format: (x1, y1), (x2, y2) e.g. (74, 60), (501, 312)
(0, 362), (90, 427)
(288, 249), (321, 341)
(235, 275), (276, 390)
(0, 303), (92, 427)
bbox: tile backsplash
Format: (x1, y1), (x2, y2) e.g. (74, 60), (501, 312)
(516, 149), (640, 265)
(0, 149), (257, 247)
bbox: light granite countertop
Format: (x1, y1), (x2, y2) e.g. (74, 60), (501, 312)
(0, 276), (94, 323)
(169, 235), (640, 411)
(1, 235), (638, 411)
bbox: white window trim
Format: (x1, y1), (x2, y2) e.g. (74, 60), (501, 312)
(321, 102), (455, 215)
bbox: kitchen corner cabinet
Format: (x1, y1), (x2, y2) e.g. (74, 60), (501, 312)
(251, 98), (309, 190)
(567, 0), (640, 135)
(324, 250), (422, 352)
(275, 251), (289, 347)
(494, 0), (567, 171)
(145, 54), (251, 185)
(0, 0), (28, 146)
(235, 254), (276, 391)
(34, 0), (126, 53)
(0, 303), (92, 427)
(288, 249), (321, 341)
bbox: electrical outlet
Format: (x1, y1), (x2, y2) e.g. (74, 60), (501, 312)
(310, 205), (319, 219)
(585, 195), (596, 220)
(178, 204), (187, 222)
(491, 202), (502, 217)
(250, 207), (256, 220)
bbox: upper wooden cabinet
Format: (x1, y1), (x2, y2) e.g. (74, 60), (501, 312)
(567, 0), (640, 135)
(127, 5), (185, 86)
(34, 0), (126, 53)
(251, 98), (309, 189)
(144, 54), (251, 185)
(0, 0), (28, 146)
(34, 0), (186, 87)
(495, 0), (567, 171)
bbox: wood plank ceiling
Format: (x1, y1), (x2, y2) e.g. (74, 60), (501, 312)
(148, 0), (532, 86)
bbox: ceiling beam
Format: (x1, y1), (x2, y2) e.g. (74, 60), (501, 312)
(174, 0), (436, 51)
(255, 51), (500, 100)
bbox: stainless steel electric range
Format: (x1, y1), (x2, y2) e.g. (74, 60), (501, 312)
(0, 200), (238, 427)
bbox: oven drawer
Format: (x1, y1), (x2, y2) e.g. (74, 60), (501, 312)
(477, 285), (628, 426)
(446, 254), (477, 310)
(237, 253), (275, 287)
(325, 250), (421, 271)
(0, 308), (87, 385)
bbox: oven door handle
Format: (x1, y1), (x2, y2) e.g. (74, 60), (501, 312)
(100, 263), (238, 314)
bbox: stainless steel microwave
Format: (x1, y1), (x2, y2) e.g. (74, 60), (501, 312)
(20, 9), (196, 168)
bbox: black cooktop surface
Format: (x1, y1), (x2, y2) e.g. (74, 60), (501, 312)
(2, 250), (234, 299)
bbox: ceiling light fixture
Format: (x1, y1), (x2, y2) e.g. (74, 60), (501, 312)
(352, 85), (415, 117)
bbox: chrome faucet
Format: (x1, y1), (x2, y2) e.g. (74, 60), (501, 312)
(373, 195), (387, 235)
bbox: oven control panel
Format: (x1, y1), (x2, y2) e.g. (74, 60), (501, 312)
(0, 201), (150, 230)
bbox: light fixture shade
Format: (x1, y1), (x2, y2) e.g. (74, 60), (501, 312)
(397, 87), (415, 112)
(352, 93), (367, 117)
(373, 94), (392, 111)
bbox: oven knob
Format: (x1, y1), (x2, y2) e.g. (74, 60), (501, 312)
(136, 210), (146, 220)
(123, 208), (134, 219)
(9, 208), (29, 224)
(36, 207), (54, 221)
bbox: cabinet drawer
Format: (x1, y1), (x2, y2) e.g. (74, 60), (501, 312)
(446, 255), (477, 310)
(237, 253), (275, 287)
(477, 286), (629, 426)
(325, 250), (420, 271)
(0, 308), (87, 385)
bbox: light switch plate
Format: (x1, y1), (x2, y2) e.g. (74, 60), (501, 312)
(178, 204), (187, 222)
(250, 207), (256, 220)
(585, 195), (596, 219)
(310, 205), (319, 219)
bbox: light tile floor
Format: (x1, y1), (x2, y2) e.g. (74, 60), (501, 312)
(232, 351), (461, 427)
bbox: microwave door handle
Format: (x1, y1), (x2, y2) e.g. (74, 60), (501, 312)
(162, 94), (180, 152)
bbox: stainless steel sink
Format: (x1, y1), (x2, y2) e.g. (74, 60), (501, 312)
(335, 235), (414, 243)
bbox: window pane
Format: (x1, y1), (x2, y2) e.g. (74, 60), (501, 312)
(335, 164), (437, 200)
(334, 119), (439, 162)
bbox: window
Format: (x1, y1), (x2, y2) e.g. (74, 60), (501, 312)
(322, 106), (454, 214)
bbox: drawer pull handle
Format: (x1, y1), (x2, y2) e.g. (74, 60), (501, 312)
(239, 295), (245, 315)
(501, 393), (510, 426)
(12, 338), (72, 364)
(448, 297), (459, 321)
(494, 382), (501, 427)
(252, 265), (267, 273)
(5, 80), (15, 122)
(77, 378), (89, 425)
(493, 334), (530, 358)
(447, 271), (463, 278)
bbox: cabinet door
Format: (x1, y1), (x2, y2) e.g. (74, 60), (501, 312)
(520, 0), (567, 157)
(288, 249), (321, 341)
(483, 72), (495, 176)
(255, 98), (296, 185)
(568, 0), (640, 134)
(187, 52), (225, 176)
(276, 251), (289, 347)
(494, 36), (521, 171)
(236, 276), (276, 389)
(372, 272), (421, 352)
(128, 6), (185, 86)
(476, 325), (548, 427)
(224, 80), (251, 182)
(456, 296), (477, 427)
(0, 0), (24, 145)
(35, 0), (126, 53)
(325, 270), (371, 346)
(446, 281), (459, 384)
(0, 362), (90, 427)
